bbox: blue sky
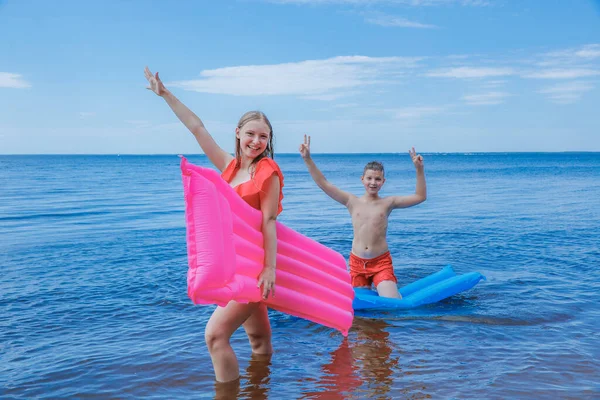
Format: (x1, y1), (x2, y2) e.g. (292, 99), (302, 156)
(1, 0), (599, 154)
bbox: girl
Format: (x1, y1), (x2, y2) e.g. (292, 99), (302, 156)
(144, 67), (284, 383)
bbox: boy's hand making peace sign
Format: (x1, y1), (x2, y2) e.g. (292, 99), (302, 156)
(409, 147), (424, 170)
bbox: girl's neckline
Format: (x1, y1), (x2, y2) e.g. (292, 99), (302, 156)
(231, 180), (251, 189)
(227, 157), (263, 189)
(229, 165), (252, 189)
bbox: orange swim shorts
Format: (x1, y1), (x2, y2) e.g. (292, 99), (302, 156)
(349, 251), (398, 288)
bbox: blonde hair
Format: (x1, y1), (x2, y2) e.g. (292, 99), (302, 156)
(235, 111), (274, 169)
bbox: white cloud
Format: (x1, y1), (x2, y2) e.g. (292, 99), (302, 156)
(365, 14), (437, 28)
(543, 44), (600, 61)
(536, 44), (600, 67)
(393, 106), (445, 119)
(164, 43), (598, 110)
(480, 80), (507, 88)
(170, 56), (422, 98)
(332, 102), (360, 108)
(426, 45), (600, 83)
(446, 54), (471, 60)
(538, 81), (594, 104)
(575, 44), (600, 59)
(79, 112), (96, 119)
(302, 92), (353, 101)
(462, 91), (509, 105)
(523, 68), (600, 79)
(0, 72), (31, 88)
(425, 67), (515, 78)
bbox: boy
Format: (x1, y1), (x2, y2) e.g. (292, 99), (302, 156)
(299, 135), (427, 298)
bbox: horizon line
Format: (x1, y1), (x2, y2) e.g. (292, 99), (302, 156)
(1, 151), (600, 156)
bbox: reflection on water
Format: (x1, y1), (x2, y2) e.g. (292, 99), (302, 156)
(215, 319), (403, 399)
(241, 353), (272, 399)
(215, 353), (272, 400)
(214, 379), (240, 400)
(303, 318), (400, 399)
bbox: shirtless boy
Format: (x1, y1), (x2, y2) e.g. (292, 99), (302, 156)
(299, 135), (427, 298)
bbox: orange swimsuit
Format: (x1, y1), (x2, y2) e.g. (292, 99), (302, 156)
(221, 157), (284, 215)
(349, 251), (397, 288)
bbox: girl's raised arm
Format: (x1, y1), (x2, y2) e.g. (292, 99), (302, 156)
(145, 67), (234, 171)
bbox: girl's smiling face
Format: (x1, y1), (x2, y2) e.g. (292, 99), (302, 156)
(236, 119), (271, 161)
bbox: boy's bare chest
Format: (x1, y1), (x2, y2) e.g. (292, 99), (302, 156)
(350, 202), (389, 224)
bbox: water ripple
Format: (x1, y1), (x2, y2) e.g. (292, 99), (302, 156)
(1, 154), (599, 399)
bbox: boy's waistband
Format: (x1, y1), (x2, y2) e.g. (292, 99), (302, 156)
(349, 250), (391, 263)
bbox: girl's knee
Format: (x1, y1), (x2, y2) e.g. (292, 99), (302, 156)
(205, 326), (231, 352)
(247, 332), (272, 354)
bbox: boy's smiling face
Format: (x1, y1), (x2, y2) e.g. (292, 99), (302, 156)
(361, 169), (385, 195)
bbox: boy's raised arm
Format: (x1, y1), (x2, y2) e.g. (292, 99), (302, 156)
(391, 147), (427, 209)
(299, 135), (352, 206)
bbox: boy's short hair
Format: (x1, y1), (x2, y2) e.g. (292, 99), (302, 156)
(363, 161), (384, 176)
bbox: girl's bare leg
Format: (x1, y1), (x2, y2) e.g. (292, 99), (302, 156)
(205, 301), (262, 382)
